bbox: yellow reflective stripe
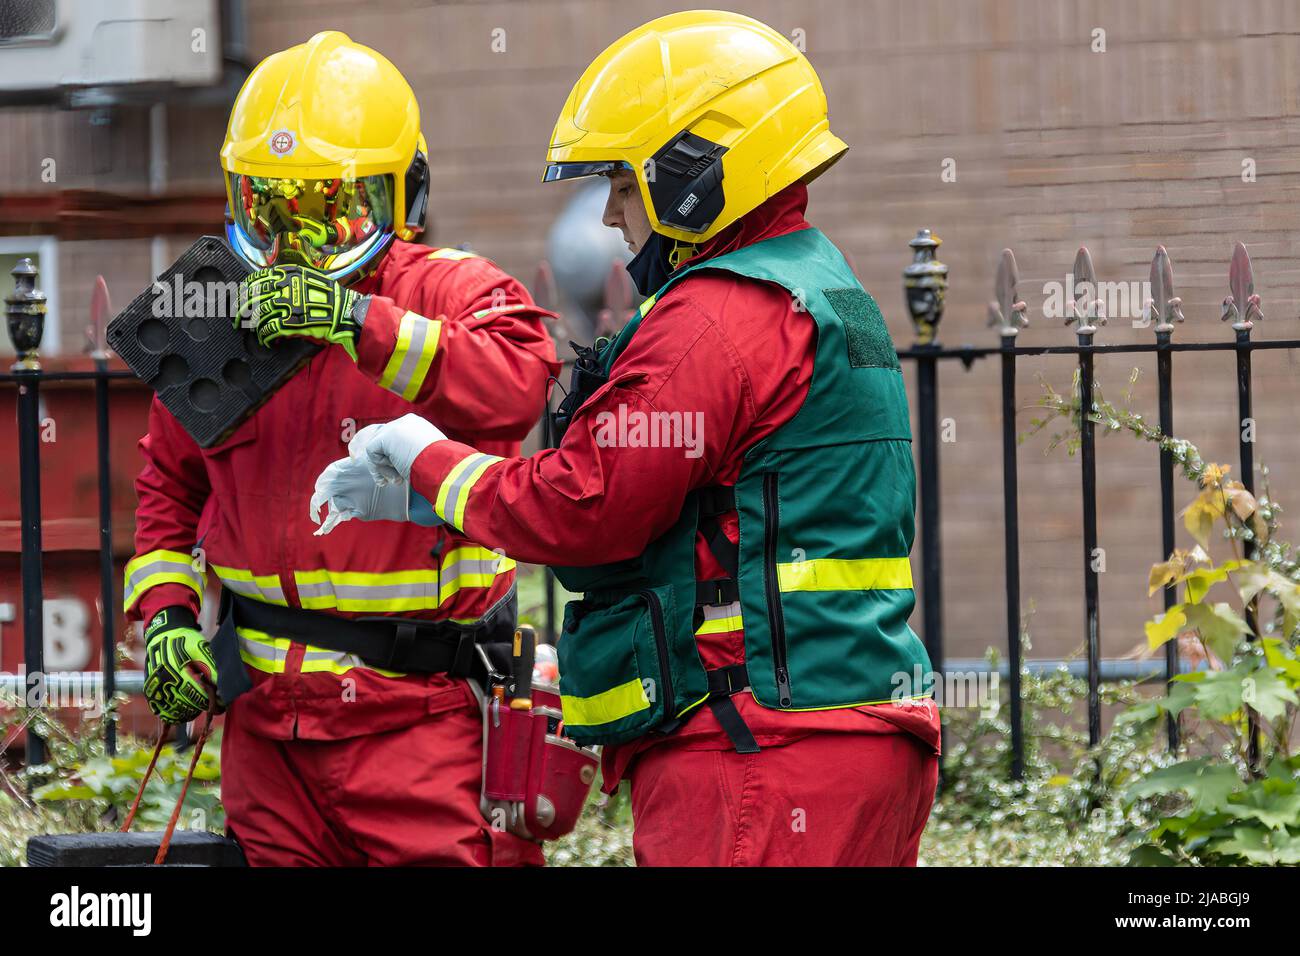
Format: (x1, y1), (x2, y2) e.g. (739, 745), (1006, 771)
(293, 568), (440, 612)
(434, 452), (502, 529)
(377, 311), (414, 390)
(437, 546), (516, 605)
(211, 564), (288, 605)
(399, 317), (440, 401)
(427, 248), (479, 261)
(695, 614), (744, 636)
(123, 549), (206, 612)
(638, 293), (658, 317)
(776, 557), (914, 592)
(561, 678), (650, 728)
(236, 627), (289, 674)
(299, 646), (405, 678)
(377, 311), (442, 400)
(695, 600), (743, 636)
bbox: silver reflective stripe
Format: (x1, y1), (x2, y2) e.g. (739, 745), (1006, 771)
(221, 576), (286, 603)
(297, 579), (437, 603)
(301, 648), (366, 668)
(701, 601), (742, 621)
(442, 454), (494, 526)
(125, 558), (202, 594)
(237, 633), (286, 665)
(439, 556), (505, 580)
(389, 315), (432, 397)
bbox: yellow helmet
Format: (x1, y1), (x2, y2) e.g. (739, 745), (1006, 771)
(220, 31), (430, 280)
(543, 10), (847, 245)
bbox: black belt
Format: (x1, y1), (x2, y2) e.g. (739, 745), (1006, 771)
(211, 589), (511, 705)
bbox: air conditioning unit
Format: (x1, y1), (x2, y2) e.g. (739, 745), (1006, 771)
(0, 0), (223, 106)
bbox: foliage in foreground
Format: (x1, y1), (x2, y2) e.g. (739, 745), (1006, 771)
(1028, 372), (1300, 865)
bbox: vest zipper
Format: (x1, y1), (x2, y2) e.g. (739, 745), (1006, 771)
(639, 588), (674, 718)
(762, 472), (792, 706)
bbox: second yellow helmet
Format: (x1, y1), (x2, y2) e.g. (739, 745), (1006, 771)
(543, 10), (848, 244)
(220, 31), (430, 279)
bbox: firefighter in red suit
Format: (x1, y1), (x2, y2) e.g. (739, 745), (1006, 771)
(316, 12), (942, 866)
(126, 32), (558, 866)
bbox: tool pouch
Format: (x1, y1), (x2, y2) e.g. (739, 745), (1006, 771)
(476, 679), (599, 842)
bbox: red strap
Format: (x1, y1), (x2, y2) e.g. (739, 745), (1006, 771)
(120, 726), (168, 834)
(119, 710), (215, 866)
(154, 711), (213, 865)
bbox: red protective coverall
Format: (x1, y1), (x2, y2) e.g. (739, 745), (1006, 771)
(409, 185), (943, 866)
(126, 240), (559, 865)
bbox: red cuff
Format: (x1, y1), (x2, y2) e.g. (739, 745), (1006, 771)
(354, 294), (405, 376)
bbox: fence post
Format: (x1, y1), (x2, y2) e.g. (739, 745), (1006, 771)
(6, 258), (48, 773)
(1066, 246), (1106, 748)
(902, 229), (948, 676)
(1148, 246), (1184, 751)
(1221, 241), (1264, 773)
(89, 274), (118, 754)
(987, 249), (1028, 778)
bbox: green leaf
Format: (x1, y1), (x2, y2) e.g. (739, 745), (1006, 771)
(1125, 758), (1245, 812)
(1182, 602), (1249, 664)
(1191, 668), (1251, 721)
(1127, 844), (1178, 866)
(32, 783), (97, 802)
(1262, 637), (1300, 685)
(1223, 785), (1300, 830)
(1207, 826), (1300, 865)
(1113, 700), (1163, 729)
(1237, 665), (1299, 723)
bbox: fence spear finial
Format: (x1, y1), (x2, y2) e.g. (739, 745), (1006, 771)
(1221, 241), (1263, 331)
(1145, 246), (1183, 335)
(987, 248), (1028, 338)
(1065, 246), (1106, 336)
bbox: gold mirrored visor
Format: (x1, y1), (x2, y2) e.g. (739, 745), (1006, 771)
(227, 173), (396, 280)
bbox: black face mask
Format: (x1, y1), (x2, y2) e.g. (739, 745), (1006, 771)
(625, 230), (678, 298)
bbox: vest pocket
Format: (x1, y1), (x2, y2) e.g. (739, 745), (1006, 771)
(556, 584), (680, 746)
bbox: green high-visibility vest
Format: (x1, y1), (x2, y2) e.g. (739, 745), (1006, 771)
(551, 227), (932, 746)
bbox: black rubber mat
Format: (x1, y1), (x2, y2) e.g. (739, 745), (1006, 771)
(106, 236), (319, 448)
(27, 831), (247, 867)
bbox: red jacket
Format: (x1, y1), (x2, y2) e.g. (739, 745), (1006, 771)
(126, 240), (559, 739)
(408, 185), (942, 790)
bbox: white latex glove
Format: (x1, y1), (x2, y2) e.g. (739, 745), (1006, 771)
(357, 412), (447, 485)
(309, 424), (413, 535)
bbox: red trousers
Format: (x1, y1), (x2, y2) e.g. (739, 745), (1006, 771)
(220, 697), (544, 867)
(628, 731), (939, 866)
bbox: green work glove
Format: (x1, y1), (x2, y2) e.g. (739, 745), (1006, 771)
(241, 264), (365, 361)
(142, 606), (219, 724)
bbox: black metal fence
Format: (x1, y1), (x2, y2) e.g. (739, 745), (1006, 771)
(4, 231), (1295, 779)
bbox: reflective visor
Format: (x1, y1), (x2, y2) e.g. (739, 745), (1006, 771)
(227, 172), (396, 280)
(542, 160), (631, 183)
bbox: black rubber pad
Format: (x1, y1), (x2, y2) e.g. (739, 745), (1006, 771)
(27, 831), (247, 867)
(106, 236), (319, 448)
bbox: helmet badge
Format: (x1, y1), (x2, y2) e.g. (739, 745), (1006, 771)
(268, 129), (297, 157)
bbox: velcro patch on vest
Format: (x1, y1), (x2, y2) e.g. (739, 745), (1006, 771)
(823, 288), (900, 369)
